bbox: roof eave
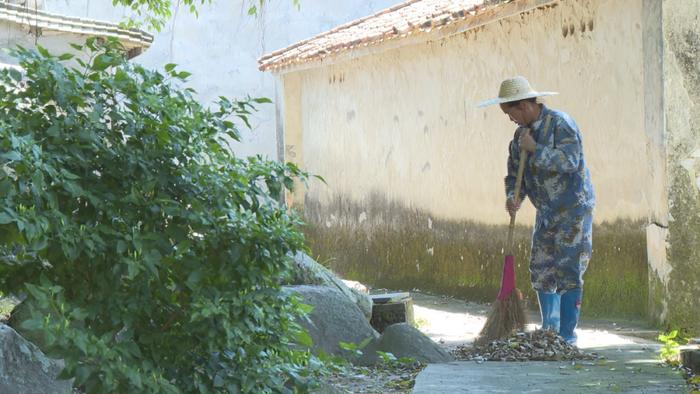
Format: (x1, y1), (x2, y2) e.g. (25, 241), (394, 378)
(260, 0), (560, 75)
(0, 2), (153, 51)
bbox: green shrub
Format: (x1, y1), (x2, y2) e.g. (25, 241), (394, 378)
(658, 329), (690, 366)
(0, 38), (313, 392)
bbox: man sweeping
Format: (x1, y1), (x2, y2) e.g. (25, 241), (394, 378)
(479, 76), (595, 345)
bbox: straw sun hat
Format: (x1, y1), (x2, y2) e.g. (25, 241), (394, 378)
(477, 76), (558, 108)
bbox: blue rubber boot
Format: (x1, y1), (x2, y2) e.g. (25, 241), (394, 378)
(537, 291), (561, 332)
(560, 288), (583, 345)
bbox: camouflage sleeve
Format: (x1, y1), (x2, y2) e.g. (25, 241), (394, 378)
(504, 128), (528, 201)
(532, 119), (581, 173)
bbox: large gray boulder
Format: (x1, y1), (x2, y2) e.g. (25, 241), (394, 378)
(284, 285), (378, 358)
(361, 323), (454, 365)
(0, 324), (72, 394)
(288, 252), (372, 321)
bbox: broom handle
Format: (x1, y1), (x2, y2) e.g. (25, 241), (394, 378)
(507, 143), (529, 254)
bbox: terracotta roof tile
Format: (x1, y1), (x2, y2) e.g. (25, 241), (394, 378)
(259, 0), (517, 71)
(0, 2), (153, 50)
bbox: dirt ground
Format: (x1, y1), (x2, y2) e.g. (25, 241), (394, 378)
(318, 290), (663, 393)
(409, 291), (658, 351)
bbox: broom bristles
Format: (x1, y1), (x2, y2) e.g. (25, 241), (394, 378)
(475, 289), (526, 345)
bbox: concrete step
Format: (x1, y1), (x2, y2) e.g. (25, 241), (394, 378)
(413, 343), (687, 393)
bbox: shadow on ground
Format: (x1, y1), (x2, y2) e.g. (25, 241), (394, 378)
(411, 292), (687, 393)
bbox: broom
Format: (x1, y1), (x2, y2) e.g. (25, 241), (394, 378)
(476, 141), (529, 345)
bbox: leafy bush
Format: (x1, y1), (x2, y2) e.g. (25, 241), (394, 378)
(658, 329), (688, 365)
(0, 38), (313, 392)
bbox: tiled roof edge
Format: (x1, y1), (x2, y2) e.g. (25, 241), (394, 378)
(258, 0), (422, 65)
(0, 2), (153, 49)
(259, 0), (560, 73)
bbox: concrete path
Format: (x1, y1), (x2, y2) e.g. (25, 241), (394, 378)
(410, 293), (687, 393)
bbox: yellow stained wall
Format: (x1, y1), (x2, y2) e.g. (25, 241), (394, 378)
(282, 0), (654, 318)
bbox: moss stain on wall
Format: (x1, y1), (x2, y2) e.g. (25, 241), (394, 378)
(667, 169), (700, 333)
(303, 194), (648, 320)
(664, 0), (700, 335)
(648, 270), (667, 325)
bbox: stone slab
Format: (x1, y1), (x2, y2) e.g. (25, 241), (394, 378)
(370, 298), (414, 333)
(681, 349), (700, 374)
(369, 292), (410, 304)
(414, 343), (687, 393)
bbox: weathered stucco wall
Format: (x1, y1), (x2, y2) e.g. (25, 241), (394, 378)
(642, 0), (669, 326)
(660, 0), (700, 334)
(285, 0), (651, 318)
(0, 22), (119, 66)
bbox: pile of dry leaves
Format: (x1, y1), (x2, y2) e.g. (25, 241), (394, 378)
(452, 329), (602, 362)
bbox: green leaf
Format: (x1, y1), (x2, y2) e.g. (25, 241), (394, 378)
(213, 374), (224, 388)
(37, 46), (51, 58)
(358, 336), (373, 350)
(117, 240), (127, 254)
(70, 308), (88, 322)
(92, 53), (115, 71)
(297, 302), (314, 314)
(73, 365), (92, 386)
(20, 317), (45, 331)
(126, 259), (140, 279)
(63, 181), (84, 196)
(338, 341), (357, 351)
(60, 169), (81, 180)
(0, 212), (13, 224)
(74, 334), (88, 354)
(0, 151), (22, 161)
(143, 249), (162, 275)
(56, 367), (74, 381)
(24, 283), (45, 303)
(294, 329), (313, 348)
(176, 71), (192, 79)
(9, 68), (22, 81)
(186, 269), (203, 289)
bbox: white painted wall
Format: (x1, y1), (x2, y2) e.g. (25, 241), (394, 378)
(0, 22), (89, 65)
(42, 0), (399, 159)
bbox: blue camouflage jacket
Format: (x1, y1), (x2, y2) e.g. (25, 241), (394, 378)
(505, 106), (595, 216)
